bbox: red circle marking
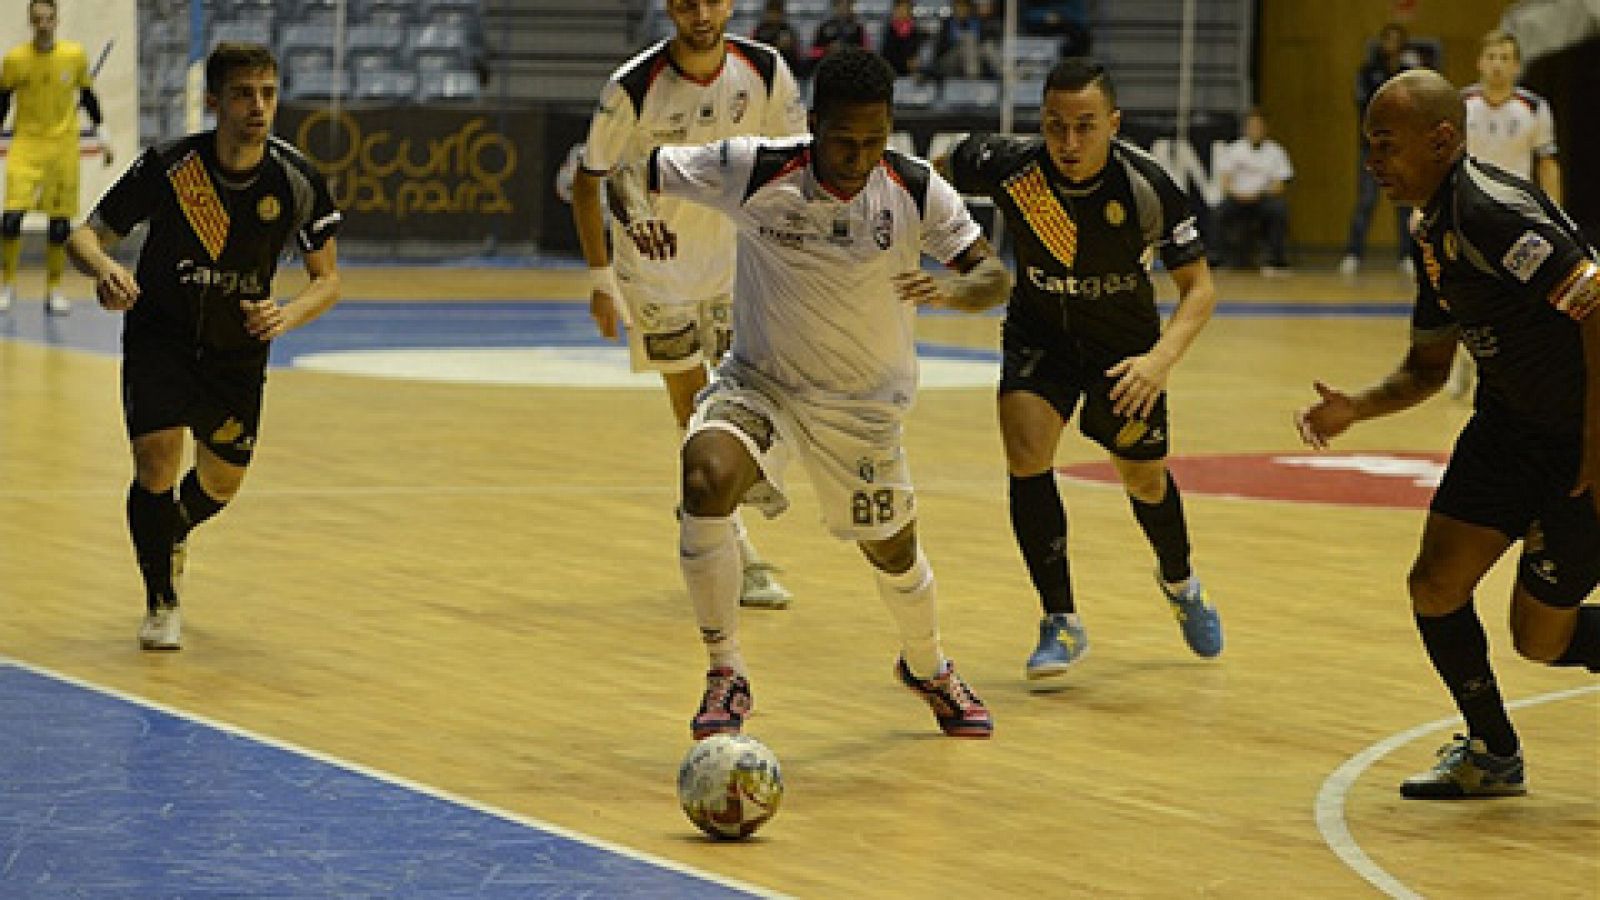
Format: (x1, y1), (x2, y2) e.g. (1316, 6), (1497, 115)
(1057, 453), (1449, 509)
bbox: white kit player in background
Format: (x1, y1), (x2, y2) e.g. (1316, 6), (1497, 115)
(571, 0), (806, 609)
(1449, 28), (1564, 398)
(609, 47), (1012, 741)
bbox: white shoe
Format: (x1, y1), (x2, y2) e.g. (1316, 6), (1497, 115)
(0, 284), (12, 313)
(740, 560), (792, 609)
(1337, 255), (1359, 277)
(45, 290), (70, 316)
(138, 607), (183, 651)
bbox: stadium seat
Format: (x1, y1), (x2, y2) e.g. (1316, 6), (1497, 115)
(283, 68), (351, 102)
(940, 77), (999, 109)
(415, 69), (481, 103)
(210, 20), (274, 47)
(893, 77), (937, 108)
(354, 69), (420, 102)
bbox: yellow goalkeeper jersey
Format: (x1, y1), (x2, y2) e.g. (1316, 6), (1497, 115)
(1, 40), (91, 143)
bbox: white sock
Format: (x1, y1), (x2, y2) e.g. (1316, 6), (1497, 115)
(680, 513), (744, 673)
(730, 508), (762, 565)
(874, 548), (945, 679)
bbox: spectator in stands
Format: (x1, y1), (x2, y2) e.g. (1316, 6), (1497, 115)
(935, 0), (1001, 79)
(881, 0), (925, 77)
(1215, 108), (1293, 275)
(808, 0), (869, 70)
(1021, 0), (1091, 57)
(1339, 22), (1421, 277)
(754, 0), (803, 76)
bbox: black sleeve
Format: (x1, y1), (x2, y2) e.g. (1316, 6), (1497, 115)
(1124, 148), (1206, 271)
(1458, 182), (1589, 305)
(92, 148), (164, 236)
(295, 167), (341, 253)
(0, 90), (10, 127)
(946, 133), (1032, 197)
(79, 87), (102, 126)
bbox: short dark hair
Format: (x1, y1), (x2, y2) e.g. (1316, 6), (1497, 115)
(205, 41), (278, 96)
(1044, 58), (1116, 109)
(1482, 28), (1520, 60)
(811, 46), (895, 120)
(29, 0), (57, 13)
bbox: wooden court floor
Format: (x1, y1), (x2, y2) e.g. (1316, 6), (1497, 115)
(1, 266), (1596, 897)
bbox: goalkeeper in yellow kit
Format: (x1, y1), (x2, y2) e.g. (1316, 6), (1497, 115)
(0, 0), (111, 315)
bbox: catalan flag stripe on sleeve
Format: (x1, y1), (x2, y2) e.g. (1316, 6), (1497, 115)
(168, 151), (231, 261)
(1002, 164), (1077, 268)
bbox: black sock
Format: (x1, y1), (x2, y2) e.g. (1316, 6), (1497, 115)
(1128, 471), (1191, 584)
(176, 469), (227, 542)
(1009, 472), (1074, 614)
(127, 481), (179, 612)
(1554, 605), (1600, 673)
(1415, 601), (1518, 756)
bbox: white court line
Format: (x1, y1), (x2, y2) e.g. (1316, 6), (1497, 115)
(0, 654), (788, 900)
(1315, 683), (1600, 898)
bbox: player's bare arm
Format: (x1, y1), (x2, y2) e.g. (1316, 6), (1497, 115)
(1295, 336), (1456, 449)
(64, 220), (137, 310)
(243, 239), (340, 341)
(570, 166), (630, 340)
(892, 237), (1011, 312)
(1107, 258), (1216, 419)
(1536, 155), (1562, 207)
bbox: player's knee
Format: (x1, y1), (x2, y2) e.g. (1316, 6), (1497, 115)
(1510, 623), (1567, 663)
(0, 212), (22, 238)
(680, 453), (739, 517)
(1119, 464), (1167, 502)
(861, 532), (917, 574)
(46, 218), (70, 244)
(1406, 560), (1472, 616)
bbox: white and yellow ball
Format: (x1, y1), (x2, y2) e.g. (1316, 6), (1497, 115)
(676, 734), (783, 840)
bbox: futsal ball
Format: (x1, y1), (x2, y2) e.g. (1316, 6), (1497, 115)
(677, 734), (784, 840)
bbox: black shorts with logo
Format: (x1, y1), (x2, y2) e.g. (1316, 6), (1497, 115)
(122, 331), (267, 467)
(1431, 409), (1600, 607)
(997, 317), (1169, 461)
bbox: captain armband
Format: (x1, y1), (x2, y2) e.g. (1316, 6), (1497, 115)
(1549, 260), (1600, 321)
(945, 255), (1012, 312)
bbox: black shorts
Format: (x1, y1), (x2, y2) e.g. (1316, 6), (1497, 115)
(1431, 411), (1600, 608)
(997, 318), (1169, 461)
(122, 335), (267, 467)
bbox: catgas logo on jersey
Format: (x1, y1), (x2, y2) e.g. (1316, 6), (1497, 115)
(176, 259), (265, 295)
(1027, 266), (1141, 299)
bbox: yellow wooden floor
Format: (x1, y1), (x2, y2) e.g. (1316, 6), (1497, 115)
(1, 266), (1595, 898)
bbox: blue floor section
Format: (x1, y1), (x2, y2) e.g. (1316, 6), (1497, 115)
(0, 298), (1411, 370)
(0, 663), (759, 898)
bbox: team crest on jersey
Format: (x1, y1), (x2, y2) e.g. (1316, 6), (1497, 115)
(1104, 200), (1126, 227)
(873, 209), (893, 249)
(1002, 164), (1077, 266)
(730, 90), (749, 124)
(697, 101), (716, 125)
(168, 151), (230, 261)
(257, 195), (281, 223)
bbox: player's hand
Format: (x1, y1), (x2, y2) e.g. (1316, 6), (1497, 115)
(893, 271), (947, 308)
(241, 298), (288, 341)
(589, 289), (629, 341)
(626, 218), (677, 261)
(94, 264), (139, 311)
(1106, 353), (1173, 419)
(1295, 380), (1358, 450)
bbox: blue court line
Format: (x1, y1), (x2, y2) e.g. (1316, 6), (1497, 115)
(0, 300), (1413, 367)
(0, 659), (772, 898)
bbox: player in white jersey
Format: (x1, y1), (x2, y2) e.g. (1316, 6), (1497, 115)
(1450, 28), (1564, 398)
(572, 0), (806, 608)
(610, 48), (1012, 740)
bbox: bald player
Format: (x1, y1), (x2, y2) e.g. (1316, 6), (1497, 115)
(1297, 69), (1600, 798)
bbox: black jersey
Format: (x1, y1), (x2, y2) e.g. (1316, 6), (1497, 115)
(947, 134), (1205, 361)
(1411, 156), (1597, 432)
(91, 132), (341, 361)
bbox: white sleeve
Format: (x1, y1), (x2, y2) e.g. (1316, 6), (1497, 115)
(921, 170), (984, 265)
(579, 80), (638, 175)
(1533, 99), (1558, 159)
(1216, 142), (1239, 179)
(763, 59), (808, 138)
(1272, 142), (1293, 181)
(653, 136), (760, 216)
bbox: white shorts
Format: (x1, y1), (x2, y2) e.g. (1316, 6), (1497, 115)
(686, 360), (916, 542)
(620, 282), (732, 374)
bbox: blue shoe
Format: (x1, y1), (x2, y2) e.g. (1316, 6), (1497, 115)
(1158, 573), (1223, 658)
(1025, 613), (1089, 680)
